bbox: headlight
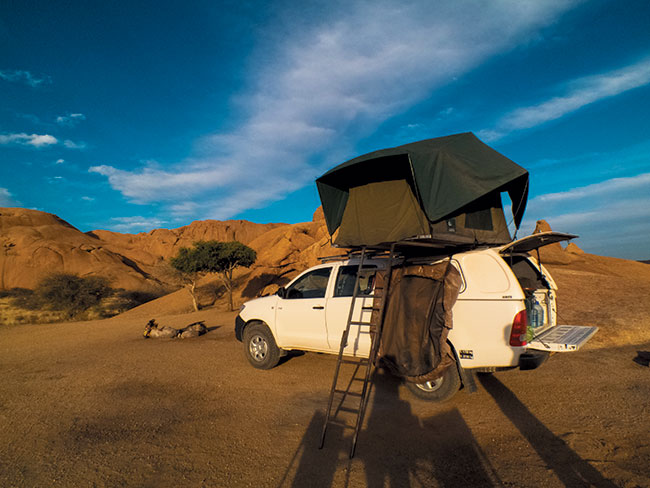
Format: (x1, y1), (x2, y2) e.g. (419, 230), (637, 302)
(239, 304), (246, 313)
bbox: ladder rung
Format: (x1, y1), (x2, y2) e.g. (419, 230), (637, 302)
(334, 389), (362, 397)
(325, 420), (355, 430)
(340, 358), (369, 365)
(349, 321), (373, 326)
(337, 406), (360, 414)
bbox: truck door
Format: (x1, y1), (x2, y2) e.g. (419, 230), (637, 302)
(325, 264), (377, 356)
(275, 267), (332, 350)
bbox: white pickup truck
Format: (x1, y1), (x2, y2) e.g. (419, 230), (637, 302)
(235, 232), (598, 401)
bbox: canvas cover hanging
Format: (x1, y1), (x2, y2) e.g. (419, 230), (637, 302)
(376, 261), (463, 382)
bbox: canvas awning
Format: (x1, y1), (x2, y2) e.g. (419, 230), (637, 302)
(316, 132), (529, 247)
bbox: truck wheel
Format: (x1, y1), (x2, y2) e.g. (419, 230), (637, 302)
(405, 365), (461, 402)
(243, 323), (280, 370)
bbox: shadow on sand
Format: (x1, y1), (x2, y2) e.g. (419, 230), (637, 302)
(279, 371), (617, 487)
(478, 374), (617, 488)
(279, 370), (500, 487)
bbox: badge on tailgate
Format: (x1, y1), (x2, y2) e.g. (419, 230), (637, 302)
(528, 325), (598, 352)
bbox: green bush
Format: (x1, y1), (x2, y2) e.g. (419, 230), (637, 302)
(35, 273), (113, 317)
(7, 288), (43, 310)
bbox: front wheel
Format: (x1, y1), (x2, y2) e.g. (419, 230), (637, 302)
(243, 323), (280, 370)
(405, 365), (461, 402)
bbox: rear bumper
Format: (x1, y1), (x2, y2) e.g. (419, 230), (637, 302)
(519, 350), (550, 370)
(235, 314), (245, 342)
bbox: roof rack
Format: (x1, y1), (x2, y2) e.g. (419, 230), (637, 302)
(320, 236), (481, 262)
(319, 247), (402, 263)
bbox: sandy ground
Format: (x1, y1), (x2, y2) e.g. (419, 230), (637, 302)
(1, 303), (649, 488)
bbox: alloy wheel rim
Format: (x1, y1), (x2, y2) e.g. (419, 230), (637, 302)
(415, 376), (444, 392)
(250, 335), (268, 361)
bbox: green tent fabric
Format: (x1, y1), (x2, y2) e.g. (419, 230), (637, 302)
(316, 132), (529, 247)
(335, 180), (430, 246)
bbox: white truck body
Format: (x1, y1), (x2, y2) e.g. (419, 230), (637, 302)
(235, 232), (597, 399)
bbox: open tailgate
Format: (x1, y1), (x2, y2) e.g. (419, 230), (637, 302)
(528, 325), (598, 352)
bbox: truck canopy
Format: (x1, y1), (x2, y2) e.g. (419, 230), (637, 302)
(316, 132), (529, 247)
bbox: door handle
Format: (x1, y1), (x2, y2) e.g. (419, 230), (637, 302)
(313, 305), (325, 310)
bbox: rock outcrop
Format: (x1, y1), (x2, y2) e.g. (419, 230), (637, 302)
(0, 207), (337, 309)
(9, 207), (640, 316)
(0, 208), (166, 292)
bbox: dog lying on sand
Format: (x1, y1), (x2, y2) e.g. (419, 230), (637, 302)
(143, 319), (207, 339)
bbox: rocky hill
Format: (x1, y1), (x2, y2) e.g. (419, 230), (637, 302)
(3, 207), (650, 330)
(0, 208), (166, 293)
(0, 207), (337, 307)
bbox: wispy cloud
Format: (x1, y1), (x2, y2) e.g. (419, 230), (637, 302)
(56, 159), (65, 164)
(106, 216), (169, 233)
(56, 113), (86, 126)
(521, 172), (650, 258)
(0, 69), (51, 87)
(534, 173), (650, 203)
(91, 0), (580, 220)
(0, 132), (87, 150)
(480, 57), (650, 141)
(63, 139), (87, 150)
(0, 188), (18, 206)
(0, 133), (58, 147)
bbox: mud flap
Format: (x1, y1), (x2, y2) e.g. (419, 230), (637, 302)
(451, 346), (477, 393)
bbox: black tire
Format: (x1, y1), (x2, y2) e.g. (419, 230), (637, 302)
(243, 323), (280, 370)
(405, 365), (461, 402)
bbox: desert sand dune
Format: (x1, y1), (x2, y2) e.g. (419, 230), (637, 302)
(1, 302), (648, 486)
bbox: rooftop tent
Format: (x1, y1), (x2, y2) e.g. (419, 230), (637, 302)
(316, 132), (529, 247)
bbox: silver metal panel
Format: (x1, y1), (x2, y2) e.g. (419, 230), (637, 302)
(528, 325), (598, 352)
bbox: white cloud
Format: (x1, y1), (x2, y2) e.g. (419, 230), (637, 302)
(0, 69), (51, 87)
(0, 132), (58, 147)
(480, 57), (650, 141)
(107, 216), (169, 233)
(81, 196), (95, 201)
(534, 173), (650, 203)
(63, 139), (87, 150)
(92, 0), (580, 220)
(56, 159), (65, 164)
(0, 188), (18, 206)
(530, 199), (650, 230)
(0, 133), (84, 150)
(30, 134), (58, 147)
(521, 172), (650, 259)
(56, 113), (86, 126)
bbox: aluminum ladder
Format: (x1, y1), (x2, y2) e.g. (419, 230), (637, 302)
(319, 244), (396, 458)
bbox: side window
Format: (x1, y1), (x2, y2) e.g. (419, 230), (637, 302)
(464, 208), (493, 231)
(334, 266), (377, 297)
(285, 268), (332, 299)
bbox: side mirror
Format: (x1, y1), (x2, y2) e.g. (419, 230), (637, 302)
(276, 287), (286, 299)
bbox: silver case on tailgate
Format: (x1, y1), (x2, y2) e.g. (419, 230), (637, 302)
(528, 325), (598, 352)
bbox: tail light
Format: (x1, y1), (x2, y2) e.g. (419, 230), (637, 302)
(510, 310), (528, 347)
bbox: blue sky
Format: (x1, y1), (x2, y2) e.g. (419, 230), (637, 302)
(1, 0), (649, 259)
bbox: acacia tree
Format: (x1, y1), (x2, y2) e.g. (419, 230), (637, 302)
(169, 240), (256, 311)
(214, 241), (257, 311)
